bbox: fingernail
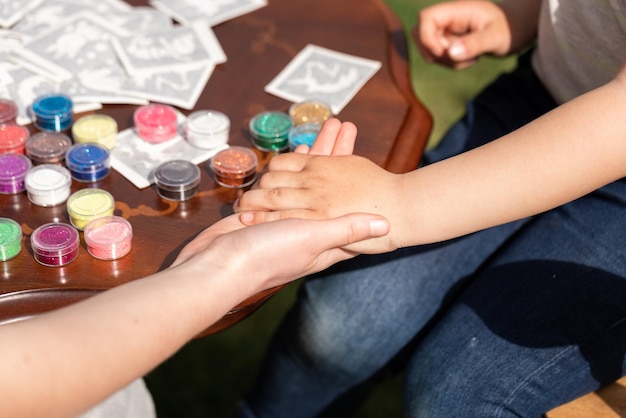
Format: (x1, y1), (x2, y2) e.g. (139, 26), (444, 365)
(232, 198), (240, 213)
(448, 41), (466, 59)
(369, 219), (389, 236)
(240, 212), (254, 224)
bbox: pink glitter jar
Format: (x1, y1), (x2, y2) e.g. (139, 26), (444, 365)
(133, 104), (178, 143)
(31, 222), (79, 267)
(84, 216), (133, 260)
(0, 123), (30, 155)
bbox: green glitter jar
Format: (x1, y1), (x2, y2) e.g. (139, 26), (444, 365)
(0, 218), (22, 261)
(249, 111), (292, 151)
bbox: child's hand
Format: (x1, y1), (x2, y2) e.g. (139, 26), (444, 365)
(237, 153), (404, 253)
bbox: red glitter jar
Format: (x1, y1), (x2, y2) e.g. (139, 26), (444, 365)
(0, 123), (30, 155)
(0, 99), (18, 124)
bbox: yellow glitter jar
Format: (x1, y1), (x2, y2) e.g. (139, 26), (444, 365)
(72, 114), (118, 149)
(66, 188), (115, 230)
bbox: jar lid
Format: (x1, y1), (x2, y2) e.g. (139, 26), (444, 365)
(0, 217), (22, 261)
(72, 114), (117, 141)
(67, 188), (114, 217)
(288, 123), (321, 150)
(289, 100), (332, 126)
(0, 123), (30, 150)
(66, 143), (110, 172)
(25, 164), (71, 192)
(25, 132), (72, 162)
(31, 222), (79, 257)
(186, 110), (229, 135)
(133, 104), (178, 143)
(84, 216), (133, 246)
(210, 146), (258, 179)
(154, 160), (201, 191)
(249, 111), (292, 141)
(134, 104), (177, 128)
(31, 94), (73, 121)
(0, 99), (18, 124)
(0, 154), (32, 181)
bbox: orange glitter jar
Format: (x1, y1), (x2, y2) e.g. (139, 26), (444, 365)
(209, 146), (258, 188)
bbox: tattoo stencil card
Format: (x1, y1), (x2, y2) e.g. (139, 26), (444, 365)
(111, 119), (227, 189)
(264, 44), (382, 115)
(149, 0), (267, 27)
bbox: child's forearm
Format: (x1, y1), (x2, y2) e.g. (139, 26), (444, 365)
(398, 77), (626, 246)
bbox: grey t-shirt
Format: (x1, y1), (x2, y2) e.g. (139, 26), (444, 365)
(532, 0), (626, 104)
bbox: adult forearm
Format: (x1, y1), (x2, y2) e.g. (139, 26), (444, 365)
(0, 265), (235, 418)
(400, 78), (626, 246)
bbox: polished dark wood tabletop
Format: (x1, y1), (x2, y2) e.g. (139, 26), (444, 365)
(0, 0), (432, 334)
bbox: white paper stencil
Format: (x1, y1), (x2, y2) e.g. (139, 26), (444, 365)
(265, 44), (382, 115)
(149, 0), (267, 27)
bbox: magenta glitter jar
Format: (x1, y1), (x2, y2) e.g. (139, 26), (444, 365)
(30, 222), (79, 267)
(0, 153), (32, 194)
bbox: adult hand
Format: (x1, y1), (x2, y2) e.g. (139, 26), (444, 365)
(171, 212), (390, 295)
(413, 0), (512, 69)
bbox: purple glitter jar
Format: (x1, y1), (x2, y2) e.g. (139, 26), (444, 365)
(31, 222), (79, 267)
(0, 154), (32, 194)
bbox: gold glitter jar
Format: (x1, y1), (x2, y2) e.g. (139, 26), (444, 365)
(289, 100), (332, 126)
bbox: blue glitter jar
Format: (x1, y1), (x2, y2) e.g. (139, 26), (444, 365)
(31, 94), (73, 132)
(288, 123), (321, 151)
(66, 143), (111, 182)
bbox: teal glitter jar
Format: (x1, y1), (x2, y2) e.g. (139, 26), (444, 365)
(0, 218), (22, 261)
(249, 111), (292, 152)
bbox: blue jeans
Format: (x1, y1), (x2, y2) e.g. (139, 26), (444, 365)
(239, 54), (626, 417)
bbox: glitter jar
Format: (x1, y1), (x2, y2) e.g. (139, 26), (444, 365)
(0, 153), (31, 194)
(31, 94), (73, 132)
(134, 104), (178, 143)
(289, 100), (332, 126)
(0, 218), (22, 261)
(249, 111), (292, 152)
(184, 110), (230, 149)
(72, 114), (118, 150)
(154, 160), (201, 201)
(209, 146), (258, 188)
(84, 216), (133, 260)
(31, 222), (79, 267)
(0, 99), (18, 124)
(0, 123), (30, 155)
(288, 123), (321, 151)
(25, 164), (72, 207)
(67, 188), (115, 230)
(25, 132), (72, 165)
(66, 143), (110, 182)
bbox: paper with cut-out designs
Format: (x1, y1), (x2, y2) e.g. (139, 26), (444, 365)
(264, 44), (382, 115)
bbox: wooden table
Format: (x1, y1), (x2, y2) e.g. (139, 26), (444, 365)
(0, 0), (432, 335)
